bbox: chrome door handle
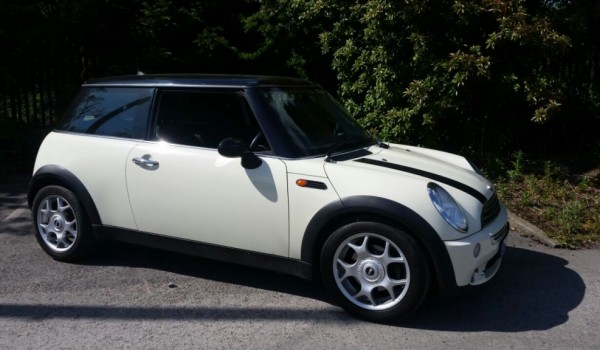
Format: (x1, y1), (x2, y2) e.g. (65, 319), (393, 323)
(132, 155), (159, 167)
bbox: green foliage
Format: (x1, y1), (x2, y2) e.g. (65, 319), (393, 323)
(0, 0), (598, 246)
(496, 156), (600, 248)
(242, 0), (598, 159)
(240, 0), (335, 80)
(507, 151), (525, 181)
(136, 0), (246, 73)
(2, 0), (598, 159)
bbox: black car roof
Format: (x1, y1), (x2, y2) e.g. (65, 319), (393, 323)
(83, 74), (318, 88)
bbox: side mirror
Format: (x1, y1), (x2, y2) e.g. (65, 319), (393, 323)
(218, 137), (247, 157)
(218, 138), (262, 170)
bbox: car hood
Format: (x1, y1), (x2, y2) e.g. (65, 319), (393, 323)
(333, 144), (494, 203)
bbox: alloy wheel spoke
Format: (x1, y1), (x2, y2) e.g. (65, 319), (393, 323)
(65, 220), (77, 235)
(380, 277), (407, 298)
(54, 227), (70, 247)
(41, 200), (55, 220)
(56, 234), (67, 248)
(354, 285), (376, 306)
(379, 242), (404, 266)
(347, 236), (370, 260)
(57, 198), (71, 214)
(337, 258), (358, 281)
(39, 223), (49, 234)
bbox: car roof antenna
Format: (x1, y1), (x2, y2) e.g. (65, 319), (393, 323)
(136, 57), (145, 75)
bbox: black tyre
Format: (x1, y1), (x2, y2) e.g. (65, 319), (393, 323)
(32, 185), (96, 261)
(320, 222), (430, 322)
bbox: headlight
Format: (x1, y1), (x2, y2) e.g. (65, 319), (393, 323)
(427, 183), (468, 233)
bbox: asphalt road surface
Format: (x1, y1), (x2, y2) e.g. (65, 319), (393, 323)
(1, 185), (599, 349)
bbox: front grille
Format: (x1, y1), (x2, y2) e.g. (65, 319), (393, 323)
(485, 223), (509, 270)
(491, 222), (509, 243)
(481, 191), (501, 227)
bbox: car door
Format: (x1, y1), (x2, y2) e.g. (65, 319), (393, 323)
(125, 89), (289, 256)
(46, 86), (154, 229)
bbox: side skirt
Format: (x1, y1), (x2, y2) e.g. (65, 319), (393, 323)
(93, 225), (313, 280)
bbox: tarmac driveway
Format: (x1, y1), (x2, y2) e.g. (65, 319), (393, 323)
(0, 185), (598, 349)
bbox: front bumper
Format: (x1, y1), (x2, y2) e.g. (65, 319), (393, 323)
(444, 205), (509, 286)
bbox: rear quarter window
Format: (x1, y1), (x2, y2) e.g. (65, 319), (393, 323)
(57, 87), (153, 139)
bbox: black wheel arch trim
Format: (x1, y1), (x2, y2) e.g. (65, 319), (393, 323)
(28, 165), (102, 225)
(301, 195), (460, 294)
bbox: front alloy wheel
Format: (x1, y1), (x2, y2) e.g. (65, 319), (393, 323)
(321, 222), (429, 322)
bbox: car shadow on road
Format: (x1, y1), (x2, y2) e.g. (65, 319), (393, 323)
(0, 215), (585, 330)
(88, 241), (332, 303)
(396, 245), (585, 331)
(73, 241), (586, 331)
(0, 213), (32, 235)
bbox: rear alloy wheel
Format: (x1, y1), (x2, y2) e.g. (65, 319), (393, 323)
(321, 222), (429, 322)
(32, 185), (95, 261)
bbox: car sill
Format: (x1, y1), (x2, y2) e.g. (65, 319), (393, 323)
(93, 225), (313, 280)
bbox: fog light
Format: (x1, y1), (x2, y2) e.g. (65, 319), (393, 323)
(473, 243), (481, 258)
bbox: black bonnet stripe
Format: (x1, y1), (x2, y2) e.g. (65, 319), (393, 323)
(355, 158), (487, 203)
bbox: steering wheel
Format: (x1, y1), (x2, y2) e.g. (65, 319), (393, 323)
(249, 131), (268, 151)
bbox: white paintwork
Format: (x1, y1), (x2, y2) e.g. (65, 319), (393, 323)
(284, 156), (328, 177)
(34, 130), (507, 289)
(388, 143), (474, 170)
(444, 204), (508, 286)
(33, 132), (139, 229)
(323, 144), (507, 286)
(284, 157), (341, 259)
(367, 144), (492, 196)
(125, 141), (289, 256)
(325, 145), (495, 241)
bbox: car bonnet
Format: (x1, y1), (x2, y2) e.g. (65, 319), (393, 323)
(335, 144), (494, 204)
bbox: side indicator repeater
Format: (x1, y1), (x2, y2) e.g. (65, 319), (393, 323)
(296, 179), (308, 187)
(295, 179), (327, 190)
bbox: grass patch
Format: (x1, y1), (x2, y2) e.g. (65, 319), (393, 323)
(493, 153), (600, 249)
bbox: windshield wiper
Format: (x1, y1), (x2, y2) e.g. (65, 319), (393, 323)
(325, 137), (369, 162)
(376, 138), (390, 149)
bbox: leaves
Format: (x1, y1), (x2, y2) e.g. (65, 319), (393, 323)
(243, 0), (596, 156)
(0, 0), (598, 159)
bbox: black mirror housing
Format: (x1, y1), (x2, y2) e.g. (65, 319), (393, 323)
(218, 137), (262, 169)
(218, 138), (248, 158)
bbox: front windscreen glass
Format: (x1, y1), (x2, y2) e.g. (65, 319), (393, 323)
(259, 87), (372, 157)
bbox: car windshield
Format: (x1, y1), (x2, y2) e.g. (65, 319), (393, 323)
(259, 87), (373, 157)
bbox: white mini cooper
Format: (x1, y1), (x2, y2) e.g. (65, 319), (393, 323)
(29, 74), (508, 322)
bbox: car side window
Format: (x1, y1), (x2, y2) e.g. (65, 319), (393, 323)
(154, 90), (268, 150)
(57, 87), (153, 139)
